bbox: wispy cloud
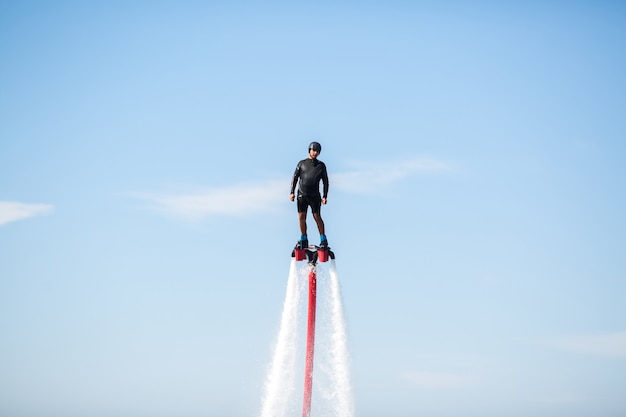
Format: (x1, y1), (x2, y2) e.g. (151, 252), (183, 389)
(135, 180), (286, 220)
(136, 156), (451, 219)
(332, 156), (450, 194)
(549, 331), (626, 358)
(401, 370), (477, 389)
(0, 201), (54, 226)
(532, 393), (589, 406)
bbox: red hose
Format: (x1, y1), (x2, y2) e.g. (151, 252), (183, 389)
(302, 267), (317, 417)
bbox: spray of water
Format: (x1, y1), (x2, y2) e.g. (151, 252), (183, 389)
(260, 259), (303, 417)
(325, 260), (354, 417)
(260, 259), (354, 417)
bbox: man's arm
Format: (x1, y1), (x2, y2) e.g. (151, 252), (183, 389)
(290, 162), (301, 200)
(321, 163), (329, 200)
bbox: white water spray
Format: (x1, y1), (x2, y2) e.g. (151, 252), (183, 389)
(260, 259), (354, 417)
(260, 260), (303, 417)
(325, 260), (354, 416)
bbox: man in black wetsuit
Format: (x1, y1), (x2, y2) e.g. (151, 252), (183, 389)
(290, 141), (329, 249)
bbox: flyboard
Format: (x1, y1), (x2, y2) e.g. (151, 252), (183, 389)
(291, 243), (335, 417)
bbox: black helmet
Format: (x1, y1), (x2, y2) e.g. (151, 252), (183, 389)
(309, 141), (322, 153)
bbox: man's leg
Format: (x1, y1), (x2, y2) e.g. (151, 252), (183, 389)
(296, 196), (310, 248)
(312, 212), (325, 236)
(298, 211), (308, 235)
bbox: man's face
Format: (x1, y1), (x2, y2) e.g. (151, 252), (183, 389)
(309, 148), (319, 159)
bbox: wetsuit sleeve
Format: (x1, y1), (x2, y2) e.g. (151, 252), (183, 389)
(322, 163), (329, 198)
(290, 162), (301, 194)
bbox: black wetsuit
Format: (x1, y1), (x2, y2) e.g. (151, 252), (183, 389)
(290, 158), (329, 214)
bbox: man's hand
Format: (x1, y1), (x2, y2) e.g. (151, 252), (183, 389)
(290, 193), (295, 202)
(322, 197), (327, 205)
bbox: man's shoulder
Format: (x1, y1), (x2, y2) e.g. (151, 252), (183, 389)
(298, 158), (326, 169)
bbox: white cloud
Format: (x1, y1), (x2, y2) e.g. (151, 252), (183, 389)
(0, 201), (54, 226)
(136, 179), (286, 220)
(332, 156), (450, 194)
(532, 393), (589, 405)
(136, 156), (451, 219)
(549, 331), (626, 358)
(401, 370), (476, 389)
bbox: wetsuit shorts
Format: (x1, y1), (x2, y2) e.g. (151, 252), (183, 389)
(297, 194), (322, 214)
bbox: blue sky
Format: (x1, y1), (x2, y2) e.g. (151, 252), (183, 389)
(1, 1), (626, 416)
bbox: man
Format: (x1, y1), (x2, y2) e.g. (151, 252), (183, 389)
(290, 141), (329, 249)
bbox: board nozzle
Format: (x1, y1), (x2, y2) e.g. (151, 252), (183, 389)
(294, 248), (307, 261)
